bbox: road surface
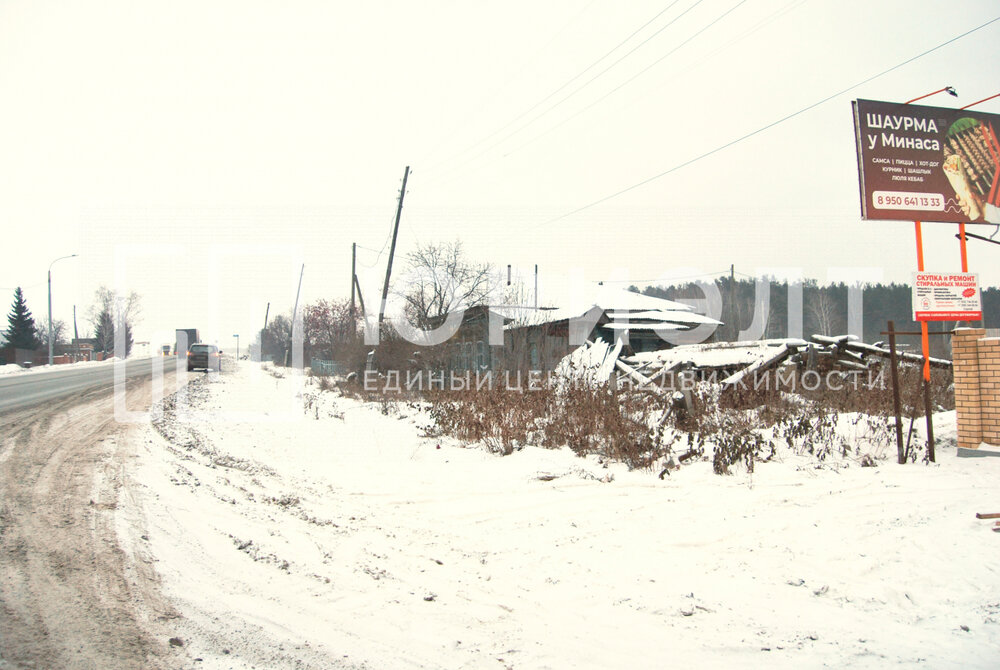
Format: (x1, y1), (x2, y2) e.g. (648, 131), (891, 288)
(0, 361), (191, 669)
(0, 357), (182, 414)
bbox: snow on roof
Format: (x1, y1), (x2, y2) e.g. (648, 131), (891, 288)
(502, 285), (709, 330)
(588, 285), (693, 313)
(605, 310), (722, 325)
(602, 322), (686, 331)
(626, 338), (806, 370)
(498, 305), (597, 328)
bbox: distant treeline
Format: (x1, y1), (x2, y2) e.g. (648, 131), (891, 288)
(636, 279), (1000, 359)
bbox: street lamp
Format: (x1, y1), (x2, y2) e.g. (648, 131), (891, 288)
(233, 334), (239, 361)
(48, 254), (78, 366)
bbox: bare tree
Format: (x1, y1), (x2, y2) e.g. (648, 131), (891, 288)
(398, 240), (498, 329)
(88, 286), (141, 356)
(303, 298), (356, 359)
(259, 313), (292, 364)
(806, 286), (840, 336)
(35, 317), (67, 349)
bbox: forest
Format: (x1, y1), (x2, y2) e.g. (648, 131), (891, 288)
(637, 279), (1000, 359)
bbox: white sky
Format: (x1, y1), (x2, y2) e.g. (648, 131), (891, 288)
(2, 0), (999, 347)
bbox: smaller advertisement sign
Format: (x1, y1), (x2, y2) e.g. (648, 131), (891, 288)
(912, 271), (982, 321)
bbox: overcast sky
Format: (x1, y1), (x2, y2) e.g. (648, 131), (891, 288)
(2, 0), (999, 347)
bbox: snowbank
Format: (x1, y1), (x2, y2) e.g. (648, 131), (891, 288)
(0, 356), (129, 375)
(123, 363), (1000, 669)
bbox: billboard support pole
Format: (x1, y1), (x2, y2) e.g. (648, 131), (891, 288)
(899, 86), (955, 388)
(959, 223), (969, 272)
(913, 221), (932, 383)
(912, 223), (936, 461)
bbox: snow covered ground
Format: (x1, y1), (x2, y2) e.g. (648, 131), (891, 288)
(122, 362), (1000, 669)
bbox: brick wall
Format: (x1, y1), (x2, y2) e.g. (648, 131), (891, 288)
(980, 337), (1000, 446)
(951, 327), (1000, 448)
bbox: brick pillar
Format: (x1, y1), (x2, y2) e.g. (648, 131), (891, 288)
(979, 337), (1000, 447)
(952, 328), (985, 449)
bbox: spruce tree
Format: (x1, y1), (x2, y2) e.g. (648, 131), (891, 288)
(4, 287), (41, 349)
(94, 308), (114, 354)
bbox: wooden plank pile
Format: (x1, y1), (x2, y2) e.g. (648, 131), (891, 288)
(615, 333), (953, 392)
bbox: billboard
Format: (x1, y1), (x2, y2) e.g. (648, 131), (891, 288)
(912, 271), (982, 322)
(853, 99), (1000, 224)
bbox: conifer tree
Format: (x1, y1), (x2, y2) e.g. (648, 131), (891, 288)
(4, 287), (41, 349)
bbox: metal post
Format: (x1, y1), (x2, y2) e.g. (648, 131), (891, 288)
(47, 254), (77, 366)
(924, 377), (936, 462)
(47, 269), (52, 366)
(887, 320), (905, 464)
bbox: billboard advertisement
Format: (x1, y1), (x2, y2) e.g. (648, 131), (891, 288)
(853, 99), (1000, 224)
(912, 271), (983, 321)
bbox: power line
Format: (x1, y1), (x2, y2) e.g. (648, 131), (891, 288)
(543, 14), (1000, 226)
(508, 0), (749, 157)
(596, 269), (735, 284)
(422, 1), (695, 182)
(418, 0), (602, 169)
(424, 0), (745, 193)
(0, 280), (48, 292)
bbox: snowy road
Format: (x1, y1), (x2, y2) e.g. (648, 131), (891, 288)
(0, 356), (182, 414)
(122, 362), (1000, 669)
(0, 370), (183, 669)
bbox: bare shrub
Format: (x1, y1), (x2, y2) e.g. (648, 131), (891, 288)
(711, 416), (776, 475)
(423, 381), (673, 469)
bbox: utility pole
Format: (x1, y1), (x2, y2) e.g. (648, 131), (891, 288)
(534, 264), (538, 309)
(260, 302), (270, 362)
(379, 166), (409, 326)
(47, 253), (77, 365)
(354, 275), (367, 317)
(351, 242), (357, 321)
(73, 305), (80, 361)
(286, 264), (305, 366)
(729, 263), (736, 341)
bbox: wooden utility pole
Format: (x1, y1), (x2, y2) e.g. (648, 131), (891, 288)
(259, 302), (270, 362)
(351, 242), (357, 321)
(379, 166), (409, 325)
(729, 264), (736, 341)
(887, 320), (905, 464)
(354, 275), (367, 317)
(285, 264), (304, 366)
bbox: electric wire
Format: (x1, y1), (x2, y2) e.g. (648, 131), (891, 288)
(425, 0), (744, 192)
(422, 0), (694, 181)
(543, 14), (1000, 226)
(418, 0), (601, 169)
(595, 269), (736, 284)
(509, 0), (776, 158)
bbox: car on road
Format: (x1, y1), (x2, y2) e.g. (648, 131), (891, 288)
(187, 343), (222, 372)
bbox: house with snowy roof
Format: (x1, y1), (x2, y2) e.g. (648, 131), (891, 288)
(419, 285), (722, 373)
